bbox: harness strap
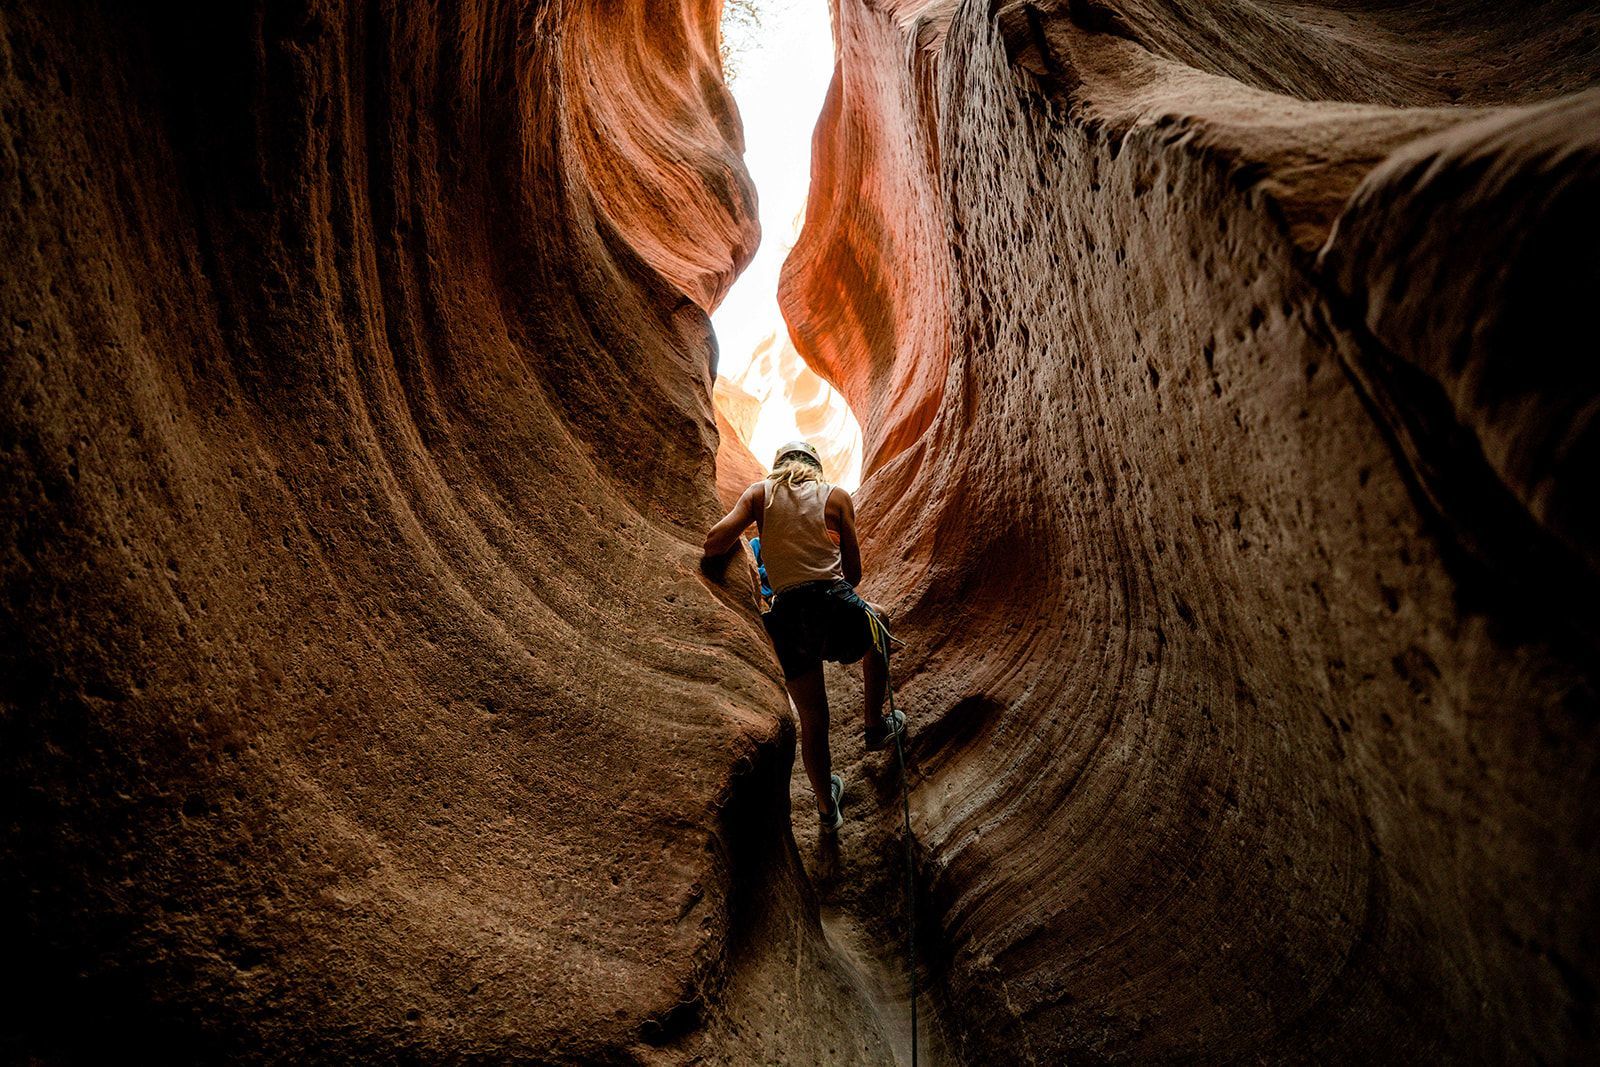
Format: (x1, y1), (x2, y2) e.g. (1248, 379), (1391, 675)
(769, 578), (838, 605)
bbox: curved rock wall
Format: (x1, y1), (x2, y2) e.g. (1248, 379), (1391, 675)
(0, 1), (895, 1060)
(778, 0), (952, 474)
(1321, 92), (1600, 586)
(8, 0), (1600, 1060)
(782, 0), (1600, 1061)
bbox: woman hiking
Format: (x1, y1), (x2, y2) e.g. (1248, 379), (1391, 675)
(701, 440), (906, 831)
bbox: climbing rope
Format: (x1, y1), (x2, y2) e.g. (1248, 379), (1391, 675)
(864, 607), (918, 1067)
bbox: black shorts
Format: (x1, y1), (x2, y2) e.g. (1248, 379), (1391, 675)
(762, 579), (876, 680)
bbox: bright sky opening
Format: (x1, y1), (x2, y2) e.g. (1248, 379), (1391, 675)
(714, 0), (863, 490)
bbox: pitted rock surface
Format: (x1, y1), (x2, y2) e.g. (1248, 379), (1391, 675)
(5, 0), (1600, 1062)
(781, 0), (1600, 1061)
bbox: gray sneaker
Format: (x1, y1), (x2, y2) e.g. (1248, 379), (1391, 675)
(819, 774), (844, 832)
(865, 709), (906, 751)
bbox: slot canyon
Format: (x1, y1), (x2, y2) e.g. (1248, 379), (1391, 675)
(2, 0), (1597, 1062)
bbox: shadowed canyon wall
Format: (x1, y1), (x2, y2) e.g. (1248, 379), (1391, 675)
(6, 0), (1600, 1062)
(782, 0), (1600, 1062)
(0, 1), (906, 1060)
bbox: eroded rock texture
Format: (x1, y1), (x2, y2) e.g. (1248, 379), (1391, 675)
(0, 1), (899, 1060)
(8, 0), (1600, 1060)
(782, 0), (1600, 1061)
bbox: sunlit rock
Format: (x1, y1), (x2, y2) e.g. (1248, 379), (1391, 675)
(717, 330), (863, 488)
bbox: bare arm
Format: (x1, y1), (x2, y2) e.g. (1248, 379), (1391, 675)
(829, 486), (863, 586)
(702, 482), (763, 559)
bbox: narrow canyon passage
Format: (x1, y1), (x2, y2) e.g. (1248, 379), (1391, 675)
(3, 1), (1599, 1064)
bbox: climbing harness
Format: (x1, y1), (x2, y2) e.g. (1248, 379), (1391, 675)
(863, 605), (919, 1067)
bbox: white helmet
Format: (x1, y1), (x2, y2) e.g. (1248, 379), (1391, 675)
(772, 440), (822, 468)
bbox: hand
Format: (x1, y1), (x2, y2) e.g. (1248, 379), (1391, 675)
(699, 550), (730, 580)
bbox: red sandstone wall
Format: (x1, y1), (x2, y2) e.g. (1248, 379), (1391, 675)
(778, 0), (952, 475)
(782, 0), (1600, 1061)
(0, 1), (894, 1060)
(7, 0), (1599, 1061)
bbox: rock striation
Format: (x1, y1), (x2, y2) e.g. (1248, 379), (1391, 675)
(6, 0), (1600, 1062)
(0, 0), (893, 1061)
(781, 0), (1600, 1062)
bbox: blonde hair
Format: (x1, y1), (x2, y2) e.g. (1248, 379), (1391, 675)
(768, 455), (824, 489)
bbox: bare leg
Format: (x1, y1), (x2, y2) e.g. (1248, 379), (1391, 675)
(863, 602), (889, 729)
(785, 664), (834, 815)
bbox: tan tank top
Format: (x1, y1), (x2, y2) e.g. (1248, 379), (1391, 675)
(761, 479), (844, 593)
